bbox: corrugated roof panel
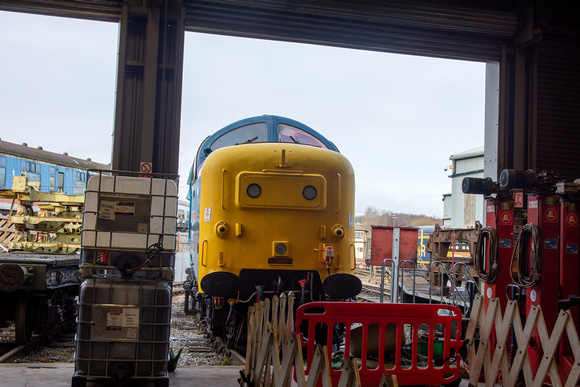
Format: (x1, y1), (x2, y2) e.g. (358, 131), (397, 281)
(0, 140), (110, 170)
(184, 0), (517, 61)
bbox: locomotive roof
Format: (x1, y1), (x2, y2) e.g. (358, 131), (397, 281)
(0, 139), (110, 170)
(188, 115), (338, 185)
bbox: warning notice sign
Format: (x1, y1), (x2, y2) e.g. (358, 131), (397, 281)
(106, 310), (123, 331)
(94, 306), (141, 341)
(566, 212), (578, 226)
(544, 207), (558, 223)
(499, 211), (512, 225)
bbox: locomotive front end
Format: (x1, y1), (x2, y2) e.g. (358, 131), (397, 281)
(197, 143), (361, 302)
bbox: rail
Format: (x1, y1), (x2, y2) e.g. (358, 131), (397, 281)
(377, 259), (477, 311)
(0, 315), (76, 363)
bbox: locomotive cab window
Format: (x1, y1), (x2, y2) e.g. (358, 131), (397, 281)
(210, 123), (268, 153)
(277, 124), (328, 148)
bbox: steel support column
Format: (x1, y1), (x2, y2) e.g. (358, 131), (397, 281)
(111, 0), (185, 175)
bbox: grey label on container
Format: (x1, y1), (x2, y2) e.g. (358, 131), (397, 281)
(96, 193), (151, 233)
(92, 305), (140, 341)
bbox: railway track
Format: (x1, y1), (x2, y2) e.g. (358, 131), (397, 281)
(358, 282), (391, 303)
(0, 290), (243, 368)
(0, 316), (76, 363)
(356, 267), (392, 303)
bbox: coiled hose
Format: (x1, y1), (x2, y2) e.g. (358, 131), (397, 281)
(126, 238), (164, 274)
(510, 223), (542, 288)
(474, 226), (499, 284)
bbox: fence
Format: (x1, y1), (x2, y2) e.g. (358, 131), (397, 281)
(240, 294), (399, 387)
(296, 302), (463, 386)
(241, 293), (464, 387)
(464, 294), (580, 386)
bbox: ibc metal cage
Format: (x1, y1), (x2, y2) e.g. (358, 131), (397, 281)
(80, 170), (179, 271)
(72, 278), (172, 386)
(73, 170), (179, 387)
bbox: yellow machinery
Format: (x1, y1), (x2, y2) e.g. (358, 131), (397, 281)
(0, 174), (81, 343)
(0, 174), (84, 253)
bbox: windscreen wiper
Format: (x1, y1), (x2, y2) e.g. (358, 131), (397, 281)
(236, 136), (258, 145)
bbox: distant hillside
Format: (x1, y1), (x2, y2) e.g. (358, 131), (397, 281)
(355, 206), (441, 232)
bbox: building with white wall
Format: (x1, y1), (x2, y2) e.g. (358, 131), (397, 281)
(442, 146), (484, 228)
(354, 224), (368, 268)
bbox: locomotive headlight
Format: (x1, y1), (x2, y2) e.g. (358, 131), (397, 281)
(273, 241), (289, 256)
(246, 183), (261, 198)
(215, 221), (230, 238)
(331, 224), (345, 242)
(302, 185), (317, 200)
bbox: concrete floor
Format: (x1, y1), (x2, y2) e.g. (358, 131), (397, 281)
(0, 363), (244, 386)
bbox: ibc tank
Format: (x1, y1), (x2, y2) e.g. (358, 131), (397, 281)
(74, 278), (171, 378)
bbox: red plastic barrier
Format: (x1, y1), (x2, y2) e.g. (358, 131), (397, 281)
(295, 302), (463, 386)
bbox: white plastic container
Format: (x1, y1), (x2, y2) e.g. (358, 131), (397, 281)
(82, 174), (178, 252)
(81, 174), (178, 270)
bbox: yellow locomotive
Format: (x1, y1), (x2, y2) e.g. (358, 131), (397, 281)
(184, 115), (361, 347)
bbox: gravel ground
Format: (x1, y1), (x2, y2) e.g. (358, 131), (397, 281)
(9, 292), (244, 368)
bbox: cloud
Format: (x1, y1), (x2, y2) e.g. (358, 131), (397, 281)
(1, 13), (485, 218)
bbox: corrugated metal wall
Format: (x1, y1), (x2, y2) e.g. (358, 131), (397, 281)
(536, 28), (580, 181)
(184, 0), (517, 62)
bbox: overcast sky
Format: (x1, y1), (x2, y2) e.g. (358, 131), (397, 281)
(0, 11), (486, 217)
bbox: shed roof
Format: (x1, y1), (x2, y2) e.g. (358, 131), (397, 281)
(0, 139), (110, 170)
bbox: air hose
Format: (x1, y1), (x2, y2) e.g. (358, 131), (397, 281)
(126, 237), (164, 274)
(510, 223), (542, 288)
(474, 226), (499, 284)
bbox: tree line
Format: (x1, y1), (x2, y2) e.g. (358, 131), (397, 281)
(355, 206), (441, 232)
